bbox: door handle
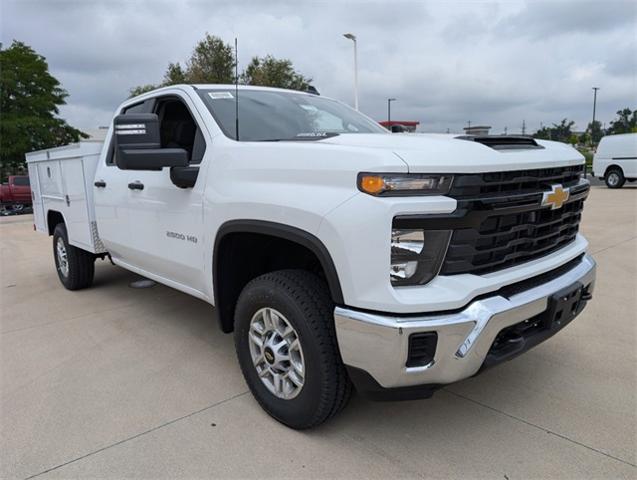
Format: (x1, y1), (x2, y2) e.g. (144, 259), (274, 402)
(94, 180), (106, 188)
(128, 182), (144, 191)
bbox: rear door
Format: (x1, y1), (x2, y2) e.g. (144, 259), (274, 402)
(123, 91), (209, 293)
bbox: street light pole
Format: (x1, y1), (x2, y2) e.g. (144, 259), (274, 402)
(343, 33), (359, 110)
(387, 98), (396, 130)
(587, 86), (601, 180)
(591, 87), (600, 145)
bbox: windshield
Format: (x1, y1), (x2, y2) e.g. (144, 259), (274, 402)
(14, 176), (30, 186)
(198, 88), (387, 141)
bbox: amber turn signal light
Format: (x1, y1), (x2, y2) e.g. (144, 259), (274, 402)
(359, 175), (385, 194)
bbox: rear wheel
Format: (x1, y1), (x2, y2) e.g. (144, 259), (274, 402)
(234, 270), (351, 429)
(605, 168), (625, 189)
(53, 223), (95, 290)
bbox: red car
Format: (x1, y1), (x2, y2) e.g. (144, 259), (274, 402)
(0, 175), (32, 207)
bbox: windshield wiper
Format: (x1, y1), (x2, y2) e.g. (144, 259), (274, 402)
(258, 132), (340, 142)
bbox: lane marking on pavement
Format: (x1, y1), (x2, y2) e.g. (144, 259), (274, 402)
(23, 391), (250, 480)
(591, 235), (637, 255)
(444, 389), (637, 468)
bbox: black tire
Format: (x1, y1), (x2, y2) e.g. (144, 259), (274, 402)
(234, 270), (352, 429)
(605, 168), (625, 189)
(53, 223), (95, 290)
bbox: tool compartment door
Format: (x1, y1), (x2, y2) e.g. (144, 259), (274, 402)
(59, 158), (92, 250)
(27, 163), (46, 232)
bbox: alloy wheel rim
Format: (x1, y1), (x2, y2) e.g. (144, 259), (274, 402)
(248, 307), (305, 400)
(608, 173), (619, 186)
(56, 238), (69, 278)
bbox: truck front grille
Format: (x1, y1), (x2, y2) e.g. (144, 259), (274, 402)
(448, 164), (584, 198)
(392, 165), (590, 277)
(440, 198), (585, 275)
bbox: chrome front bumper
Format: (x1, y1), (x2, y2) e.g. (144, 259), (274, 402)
(335, 254), (596, 390)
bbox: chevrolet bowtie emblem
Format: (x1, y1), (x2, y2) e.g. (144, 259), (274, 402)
(542, 184), (570, 210)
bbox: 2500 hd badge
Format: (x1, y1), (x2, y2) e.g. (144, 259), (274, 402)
(166, 231), (197, 243)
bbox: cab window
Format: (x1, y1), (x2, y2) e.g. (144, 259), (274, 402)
(106, 100), (154, 165)
(154, 98), (206, 165)
(107, 97), (206, 166)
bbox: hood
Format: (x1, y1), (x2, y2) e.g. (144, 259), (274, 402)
(318, 133), (584, 173)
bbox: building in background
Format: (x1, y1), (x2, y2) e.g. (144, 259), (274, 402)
(463, 125), (491, 136)
(83, 127), (109, 141)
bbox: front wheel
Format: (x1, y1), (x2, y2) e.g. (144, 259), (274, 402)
(605, 168), (625, 189)
(53, 223), (95, 290)
(234, 270), (351, 429)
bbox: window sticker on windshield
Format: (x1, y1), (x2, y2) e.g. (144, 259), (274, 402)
(208, 91), (234, 100)
(296, 132), (336, 138)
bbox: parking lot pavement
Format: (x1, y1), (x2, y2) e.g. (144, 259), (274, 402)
(1, 186), (636, 480)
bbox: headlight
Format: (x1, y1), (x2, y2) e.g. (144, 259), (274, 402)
(358, 173), (453, 196)
(391, 228), (450, 286)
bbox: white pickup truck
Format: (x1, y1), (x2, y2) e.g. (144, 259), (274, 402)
(27, 85), (596, 429)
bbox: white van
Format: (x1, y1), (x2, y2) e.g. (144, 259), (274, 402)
(593, 133), (637, 188)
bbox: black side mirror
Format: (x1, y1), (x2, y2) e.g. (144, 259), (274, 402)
(113, 113), (188, 170)
(170, 166), (199, 189)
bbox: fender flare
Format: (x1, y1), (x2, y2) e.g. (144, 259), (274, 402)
(46, 209), (67, 235)
(604, 164), (624, 177)
(213, 219), (345, 306)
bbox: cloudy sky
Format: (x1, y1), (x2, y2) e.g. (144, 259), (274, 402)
(2, 0), (636, 134)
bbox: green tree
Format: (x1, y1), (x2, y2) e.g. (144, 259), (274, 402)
(185, 34), (234, 84)
(608, 108), (637, 135)
(129, 34), (234, 97)
(128, 84), (157, 97)
(0, 41), (85, 178)
(129, 34), (312, 98)
(579, 131), (591, 146)
(163, 62), (187, 85)
(533, 126), (551, 140)
(533, 119), (575, 143)
(586, 120), (604, 144)
(242, 55), (311, 91)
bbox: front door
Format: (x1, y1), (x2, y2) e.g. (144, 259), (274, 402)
(124, 93), (209, 294)
(93, 100), (155, 261)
